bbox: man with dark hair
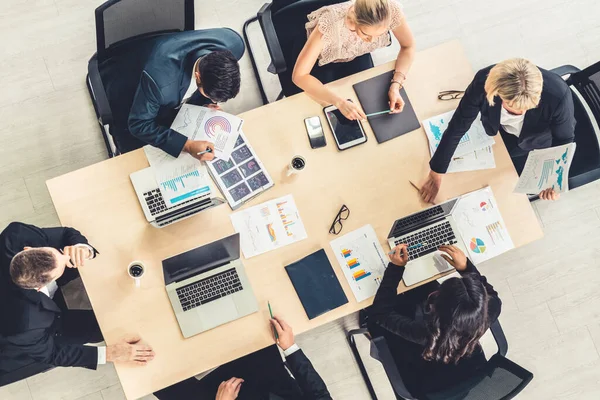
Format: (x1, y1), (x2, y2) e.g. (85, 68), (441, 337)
(0, 222), (155, 386)
(108, 28), (245, 158)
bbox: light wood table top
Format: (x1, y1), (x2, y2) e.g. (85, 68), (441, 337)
(47, 41), (543, 399)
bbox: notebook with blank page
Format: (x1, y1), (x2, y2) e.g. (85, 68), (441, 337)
(353, 70), (421, 143)
(285, 249), (348, 320)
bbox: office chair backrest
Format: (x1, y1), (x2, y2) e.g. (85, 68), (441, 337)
(95, 0), (194, 61)
(571, 61), (600, 126)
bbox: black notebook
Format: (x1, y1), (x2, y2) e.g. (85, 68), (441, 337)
(353, 70), (421, 143)
(285, 249), (348, 320)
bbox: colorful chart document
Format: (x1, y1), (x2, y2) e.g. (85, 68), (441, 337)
(423, 110), (495, 158)
(329, 225), (388, 302)
(446, 146), (496, 173)
(230, 194), (307, 258)
(154, 163), (211, 206)
(514, 143), (576, 194)
(453, 187), (515, 263)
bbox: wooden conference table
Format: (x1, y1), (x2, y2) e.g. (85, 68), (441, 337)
(47, 41), (543, 399)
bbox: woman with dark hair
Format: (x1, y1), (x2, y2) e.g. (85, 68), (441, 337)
(369, 244), (501, 396)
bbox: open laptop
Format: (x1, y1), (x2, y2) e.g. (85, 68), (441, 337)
(387, 198), (467, 286)
(130, 166), (225, 228)
(162, 233), (258, 338)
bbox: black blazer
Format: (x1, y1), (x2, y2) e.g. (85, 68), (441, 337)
(127, 28), (245, 157)
(369, 261), (501, 396)
(280, 349), (331, 400)
(430, 65), (575, 173)
(0, 223), (99, 381)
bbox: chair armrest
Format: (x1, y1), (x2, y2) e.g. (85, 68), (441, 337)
(371, 336), (416, 400)
(87, 55), (113, 125)
(257, 2), (287, 74)
(490, 319), (508, 357)
(551, 65), (581, 78)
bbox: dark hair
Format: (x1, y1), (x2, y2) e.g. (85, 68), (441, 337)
(10, 249), (57, 289)
(422, 274), (489, 364)
(197, 50), (241, 103)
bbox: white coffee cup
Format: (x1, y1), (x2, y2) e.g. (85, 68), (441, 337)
(286, 155), (306, 176)
(127, 261), (145, 288)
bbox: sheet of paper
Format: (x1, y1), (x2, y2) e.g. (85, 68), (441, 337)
(424, 110), (495, 158)
(230, 194), (307, 258)
(514, 143), (576, 194)
(446, 146), (496, 173)
(329, 225), (388, 302)
(154, 162), (211, 207)
(170, 104), (243, 160)
(206, 130), (274, 209)
(453, 186), (515, 263)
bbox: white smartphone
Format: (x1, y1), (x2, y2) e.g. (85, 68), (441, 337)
(323, 103), (367, 150)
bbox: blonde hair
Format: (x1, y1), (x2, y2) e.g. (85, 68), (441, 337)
(484, 58), (543, 111)
(353, 0), (391, 26)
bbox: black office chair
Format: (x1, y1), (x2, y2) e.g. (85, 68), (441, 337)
(550, 61), (600, 190)
(347, 317), (533, 400)
(243, 0), (374, 104)
(86, 0), (195, 157)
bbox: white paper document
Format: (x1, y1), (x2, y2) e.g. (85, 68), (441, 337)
(230, 194), (307, 258)
(154, 163), (211, 206)
(514, 143), (576, 194)
(329, 225), (388, 302)
(453, 186), (515, 264)
(446, 146), (496, 173)
(424, 110), (495, 158)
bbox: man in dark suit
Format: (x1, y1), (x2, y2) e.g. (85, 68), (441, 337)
(0, 222), (154, 386)
(154, 316), (331, 400)
(420, 58), (575, 203)
(106, 28), (244, 159)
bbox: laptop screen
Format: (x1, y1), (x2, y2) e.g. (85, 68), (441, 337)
(162, 233), (240, 285)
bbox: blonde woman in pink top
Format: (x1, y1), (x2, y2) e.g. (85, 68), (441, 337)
(292, 0), (415, 120)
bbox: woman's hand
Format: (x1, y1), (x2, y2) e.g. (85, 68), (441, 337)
(539, 188), (560, 201)
(438, 245), (468, 271)
(388, 84), (405, 113)
(335, 99), (366, 121)
(389, 244), (409, 267)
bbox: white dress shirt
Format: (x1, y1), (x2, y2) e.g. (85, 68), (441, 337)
(283, 343), (301, 357)
(500, 107), (526, 137)
(39, 243), (105, 364)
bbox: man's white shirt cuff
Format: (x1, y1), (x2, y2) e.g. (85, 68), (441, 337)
(97, 346), (107, 365)
(283, 343), (300, 357)
(74, 243), (95, 259)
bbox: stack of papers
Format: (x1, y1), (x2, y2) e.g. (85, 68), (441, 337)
(453, 186), (514, 263)
(230, 194), (307, 258)
(423, 110), (496, 173)
(329, 225), (388, 302)
(514, 143), (576, 194)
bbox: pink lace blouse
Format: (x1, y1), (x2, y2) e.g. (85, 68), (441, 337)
(306, 0), (404, 66)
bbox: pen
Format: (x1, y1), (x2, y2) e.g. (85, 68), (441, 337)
(268, 301), (279, 340)
(388, 242), (429, 255)
(365, 110), (391, 118)
(196, 148), (213, 156)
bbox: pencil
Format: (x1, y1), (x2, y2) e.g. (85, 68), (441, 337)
(365, 110), (391, 118)
(268, 301), (279, 340)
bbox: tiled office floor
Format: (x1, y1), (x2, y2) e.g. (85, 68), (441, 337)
(1, 0), (600, 399)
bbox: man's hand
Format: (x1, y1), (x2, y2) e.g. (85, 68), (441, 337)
(388, 85), (405, 113)
(438, 245), (468, 271)
(106, 334), (155, 366)
(270, 316), (295, 351)
(215, 377), (244, 400)
(183, 140), (215, 162)
(389, 244), (408, 267)
(61, 246), (92, 268)
(539, 188), (560, 201)
(335, 99), (366, 121)
(420, 170), (443, 204)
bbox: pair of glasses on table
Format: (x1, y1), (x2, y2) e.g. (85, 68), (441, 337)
(329, 205), (350, 235)
(438, 90), (465, 101)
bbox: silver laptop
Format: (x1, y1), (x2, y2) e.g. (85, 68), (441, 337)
(162, 233), (258, 338)
(130, 166), (225, 228)
(387, 198), (468, 286)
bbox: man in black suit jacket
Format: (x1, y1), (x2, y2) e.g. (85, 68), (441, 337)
(0, 223), (154, 386)
(107, 28), (244, 159)
(154, 316), (331, 400)
(420, 58), (575, 203)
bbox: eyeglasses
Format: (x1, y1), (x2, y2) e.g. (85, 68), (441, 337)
(438, 90), (465, 101)
(329, 205), (350, 235)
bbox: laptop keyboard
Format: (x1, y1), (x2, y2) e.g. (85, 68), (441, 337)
(176, 268), (243, 312)
(394, 221), (458, 261)
(143, 188), (196, 216)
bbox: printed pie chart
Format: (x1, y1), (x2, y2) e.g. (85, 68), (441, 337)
(470, 238), (486, 254)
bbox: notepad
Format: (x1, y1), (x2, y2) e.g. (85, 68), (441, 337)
(285, 249), (348, 320)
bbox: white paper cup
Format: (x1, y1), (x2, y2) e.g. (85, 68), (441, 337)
(286, 155), (306, 176)
(127, 261), (145, 288)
